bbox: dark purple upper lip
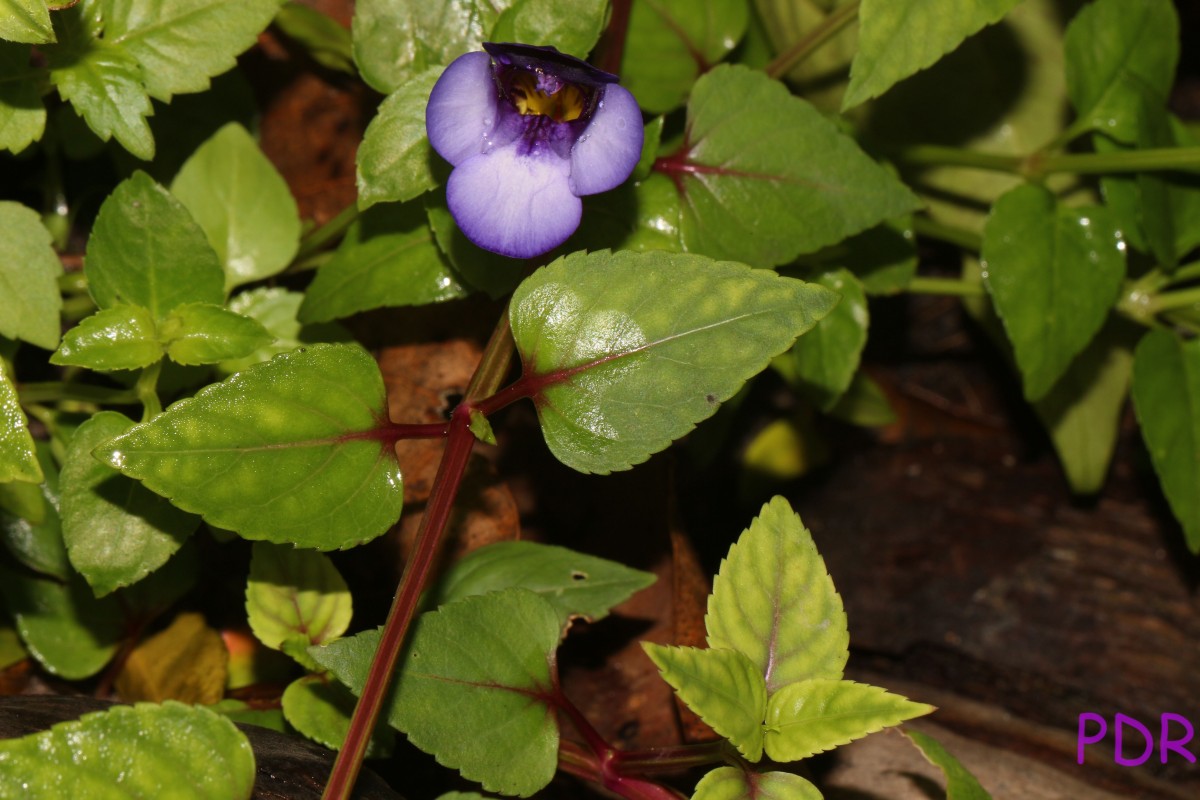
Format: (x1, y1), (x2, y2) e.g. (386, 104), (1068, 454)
(482, 42), (619, 89)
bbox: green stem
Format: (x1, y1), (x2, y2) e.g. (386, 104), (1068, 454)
(894, 145), (1025, 174)
(135, 361), (162, 421)
(465, 309), (514, 402)
(907, 276), (985, 298)
(911, 216), (982, 252)
(18, 382), (140, 405)
(1162, 311), (1200, 336)
(765, 0), (860, 80)
(1149, 285), (1200, 314)
(1162, 260), (1200, 288)
(295, 203), (360, 261)
(613, 741), (732, 774)
(896, 145), (1200, 180)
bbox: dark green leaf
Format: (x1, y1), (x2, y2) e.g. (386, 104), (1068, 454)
(706, 497), (848, 692)
(509, 250), (838, 474)
(632, 116), (664, 182)
(430, 541), (656, 625)
(274, 2), (354, 74)
(0, 201), (62, 349)
(0, 701), (255, 799)
(573, 173), (684, 254)
(60, 411), (199, 597)
(844, 0), (1023, 110)
(763, 678), (933, 761)
(0, 358), (41, 483)
(50, 305), (161, 371)
(692, 767), (821, 800)
(832, 217), (917, 296)
(0, 43), (46, 152)
(662, 65), (920, 267)
(490, 0), (607, 60)
(118, 538), (200, 619)
(314, 589), (562, 797)
(170, 123), (301, 290)
(425, 195), (527, 299)
(159, 303), (273, 366)
(86, 172), (225, 318)
(93, 344), (403, 550)
(0, 444), (68, 579)
(621, 0), (748, 114)
(981, 183), (1126, 400)
(787, 269), (868, 412)
(1132, 329), (1200, 551)
(0, 619), (26, 669)
(826, 371), (897, 427)
(217, 287), (350, 375)
(356, 69), (443, 209)
(0, 0), (53, 44)
(282, 675), (394, 757)
(644, 644), (766, 761)
(905, 730), (994, 800)
(300, 203), (467, 323)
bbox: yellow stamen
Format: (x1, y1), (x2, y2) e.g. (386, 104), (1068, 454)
(509, 71), (586, 122)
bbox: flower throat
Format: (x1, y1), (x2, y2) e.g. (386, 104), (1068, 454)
(501, 69), (590, 123)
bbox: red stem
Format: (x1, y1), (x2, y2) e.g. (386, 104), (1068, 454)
(321, 407), (476, 800)
(596, 0), (634, 75)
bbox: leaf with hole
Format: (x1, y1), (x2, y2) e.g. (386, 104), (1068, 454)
(93, 344), (403, 550)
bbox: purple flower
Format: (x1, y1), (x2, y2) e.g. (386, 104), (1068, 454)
(426, 42), (644, 259)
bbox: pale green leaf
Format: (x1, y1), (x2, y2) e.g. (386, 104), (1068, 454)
(430, 540), (656, 625)
(103, 0), (283, 101)
(170, 123), (301, 289)
(1132, 329), (1200, 552)
(299, 203), (467, 323)
(621, 0), (747, 114)
(0, 564), (121, 678)
(644, 644), (766, 761)
(0, 0), (53, 44)
(313, 589), (562, 797)
(509, 250), (838, 474)
(763, 678), (934, 761)
(85, 171), (225, 318)
(0, 701), (255, 799)
(216, 287), (350, 375)
(1063, 0), (1178, 144)
(981, 183), (1126, 401)
(692, 767), (822, 800)
(905, 730), (994, 800)
(706, 496), (848, 692)
(60, 411), (198, 597)
(93, 344), (403, 550)
(1, 443), (68, 579)
(273, 2), (354, 74)
(0, 201), (61, 350)
(664, 65), (921, 267)
(844, 0), (1022, 110)
(788, 269), (867, 412)
(159, 302), (273, 366)
(491, 0), (607, 60)
(246, 541), (351, 670)
(0, 357), (41, 484)
(356, 68), (442, 210)
(0, 43), (47, 152)
(281, 675), (393, 757)
(50, 304), (161, 371)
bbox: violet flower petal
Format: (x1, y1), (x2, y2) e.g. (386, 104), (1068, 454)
(426, 51), (499, 166)
(569, 84), (644, 197)
(447, 143), (582, 259)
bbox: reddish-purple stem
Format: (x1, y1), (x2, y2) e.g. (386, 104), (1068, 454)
(596, 0), (634, 75)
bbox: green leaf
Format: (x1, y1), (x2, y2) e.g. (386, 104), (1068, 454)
(905, 730), (994, 800)
(351, 0), (513, 94)
(0, 564), (121, 678)
(621, 0), (748, 114)
(216, 287), (350, 375)
(51, 304), (161, 371)
(159, 303), (273, 366)
(788, 269), (867, 412)
(632, 115), (665, 182)
(1032, 320), (1132, 494)
(0, 43), (47, 152)
(843, 0), (1022, 110)
(208, 699), (287, 733)
(509, 250), (838, 474)
(706, 496), (847, 693)
(763, 678), (934, 761)
(663, 65), (920, 267)
(103, 0), (283, 101)
(1132, 329), (1200, 552)
(246, 541), (351, 670)
(356, 68), (443, 210)
(170, 123), (301, 290)
(1, 444), (69, 579)
(273, 2), (354, 74)
(60, 411), (199, 597)
(490, 0), (607, 60)
(0, 0), (54, 44)
(86, 172), (226, 318)
(0, 201), (62, 349)
(425, 195), (528, 299)
(282, 675), (394, 757)
(826, 371), (897, 428)
(313, 589), (562, 797)
(981, 183), (1126, 401)
(93, 344), (403, 550)
(1063, 0), (1178, 144)
(0, 619), (26, 669)
(754, 0), (858, 112)
(834, 216), (918, 296)
(574, 173), (685, 254)
(299, 203), (467, 323)
(0, 701), (255, 799)
(118, 538), (199, 618)
(0, 358), (41, 484)
(643, 644), (766, 761)
(46, 3), (154, 160)
(430, 541), (656, 625)
(692, 767), (822, 800)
